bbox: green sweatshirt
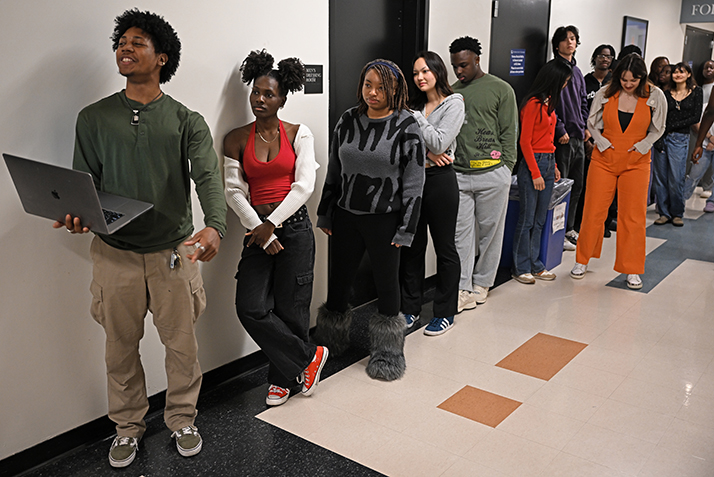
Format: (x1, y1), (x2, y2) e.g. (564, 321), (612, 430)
(73, 91), (227, 253)
(452, 74), (518, 174)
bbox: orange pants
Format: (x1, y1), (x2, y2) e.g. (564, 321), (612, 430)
(576, 155), (650, 274)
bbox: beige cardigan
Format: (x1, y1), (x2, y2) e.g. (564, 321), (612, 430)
(587, 85), (667, 155)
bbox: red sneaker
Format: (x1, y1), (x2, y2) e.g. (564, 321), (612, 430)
(266, 385), (290, 406)
(301, 346), (329, 396)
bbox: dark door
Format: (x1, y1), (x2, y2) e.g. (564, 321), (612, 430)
(328, 0), (428, 306)
(488, 0), (551, 104)
(683, 25), (714, 82)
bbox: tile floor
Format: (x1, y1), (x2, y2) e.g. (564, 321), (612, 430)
(258, 193), (714, 477)
(16, 193), (714, 477)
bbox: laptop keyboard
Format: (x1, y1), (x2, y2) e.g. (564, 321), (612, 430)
(103, 209), (124, 225)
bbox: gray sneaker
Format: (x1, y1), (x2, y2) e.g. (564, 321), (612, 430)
(171, 425), (203, 457)
(108, 436), (138, 468)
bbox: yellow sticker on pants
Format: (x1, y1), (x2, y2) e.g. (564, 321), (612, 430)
(470, 159), (501, 169)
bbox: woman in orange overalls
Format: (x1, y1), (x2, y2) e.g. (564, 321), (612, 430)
(570, 54), (667, 289)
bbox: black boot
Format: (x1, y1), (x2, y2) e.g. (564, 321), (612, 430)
(366, 312), (406, 381)
(312, 304), (352, 356)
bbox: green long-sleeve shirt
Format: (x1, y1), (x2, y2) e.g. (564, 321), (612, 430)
(452, 74), (518, 174)
(73, 91), (227, 253)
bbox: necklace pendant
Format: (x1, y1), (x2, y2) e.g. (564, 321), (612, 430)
(131, 110), (140, 126)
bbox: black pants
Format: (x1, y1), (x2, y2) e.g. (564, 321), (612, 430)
(235, 213), (316, 388)
(399, 165), (460, 317)
(326, 207), (400, 316)
(555, 137), (585, 231)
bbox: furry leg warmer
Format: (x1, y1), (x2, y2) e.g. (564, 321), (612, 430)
(312, 304), (352, 356)
(366, 312), (406, 381)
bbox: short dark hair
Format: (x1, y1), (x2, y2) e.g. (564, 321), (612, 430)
(240, 49), (306, 96)
(604, 53), (651, 98)
(618, 44), (642, 60)
(409, 51), (454, 111)
(590, 44), (616, 68)
(521, 59), (573, 115)
(551, 26), (580, 57)
(356, 59), (409, 116)
(449, 37), (482, 56)
(111, 9), (181, 84)
(669, 62), (697, 91)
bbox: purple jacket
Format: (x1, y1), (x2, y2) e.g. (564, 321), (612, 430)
(554, 54), (588, 140)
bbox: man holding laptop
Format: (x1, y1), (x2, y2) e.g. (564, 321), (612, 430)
(54, 9), (226, 467)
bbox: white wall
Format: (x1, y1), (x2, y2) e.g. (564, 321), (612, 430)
(549, 0), (714, 73)
(1, 0), (709, 462)
(0, 0), (328, 460)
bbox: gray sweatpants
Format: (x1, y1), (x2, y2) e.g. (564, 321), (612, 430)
(454, 166), (511, 291)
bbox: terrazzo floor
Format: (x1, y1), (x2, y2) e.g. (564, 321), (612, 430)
(16, 192), (714, 477)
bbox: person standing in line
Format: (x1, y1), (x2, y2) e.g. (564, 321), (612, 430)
(572, 54), (666, 289)
(578, 44), (616, 237)
(449, 36), (518, 311)
(652, 62), (702, 227)
(648, 57), (670, 85)
(54, 9), (227, 467)
(315, 59), (425, 381)
(223, 50), (327, 408)
(685, 60), (714, 209)
(551, 25), (589, 252)
(512, 59), (570, 284)
(400, 51), (464, 336)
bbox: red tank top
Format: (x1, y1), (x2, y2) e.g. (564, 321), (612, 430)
(243, 121), (296, 206)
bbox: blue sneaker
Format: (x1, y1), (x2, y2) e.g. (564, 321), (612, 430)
(424, 316), (454, 336)
(404, 313), (419, 329)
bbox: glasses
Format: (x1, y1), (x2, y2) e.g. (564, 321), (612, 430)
(597, 55), (614, 60)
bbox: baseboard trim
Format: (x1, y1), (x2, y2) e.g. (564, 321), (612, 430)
(2, 350), (268, 477)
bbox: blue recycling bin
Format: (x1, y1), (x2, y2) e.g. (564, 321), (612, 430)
(500, 177), (574, 271)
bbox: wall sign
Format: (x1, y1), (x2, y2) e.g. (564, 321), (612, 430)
(304, 65), (323, 94)
(509, 49), (525, 76)
(681, 0), (714, 22)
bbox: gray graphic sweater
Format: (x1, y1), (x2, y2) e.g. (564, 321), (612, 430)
(317, 107), (425, 246)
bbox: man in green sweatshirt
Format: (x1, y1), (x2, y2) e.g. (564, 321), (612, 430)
(54, 9), (226, 468)
(449, 36), (518, 311)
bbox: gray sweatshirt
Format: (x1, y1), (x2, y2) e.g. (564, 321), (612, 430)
(413, 93), (465, 161)
(317, 107), (425, 246)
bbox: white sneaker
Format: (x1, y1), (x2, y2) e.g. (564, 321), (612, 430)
(626, 274), (643, 289)
(565, 230), (579, 244)
(563, 238), (576, 251)
(701, 190), (712, 198)
(570, 263), (587, 279)
(458, 290), (477, 312)
(472, 285), (488, 304)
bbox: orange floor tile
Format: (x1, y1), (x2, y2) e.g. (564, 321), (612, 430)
(496, 332), (587, 381)
(438, 385), (522, 428)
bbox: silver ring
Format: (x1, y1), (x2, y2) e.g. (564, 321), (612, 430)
(66, 229), (72, 233)
(195, 242), (205, 251)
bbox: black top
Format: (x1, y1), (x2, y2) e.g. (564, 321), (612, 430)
(618, 110), (633, 132)
(585, 72), (612, 112)
(665, 87), (703, 135)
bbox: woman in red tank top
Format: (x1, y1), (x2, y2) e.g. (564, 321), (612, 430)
(572, 54), (666, 290)
(224, 50), (326, 407)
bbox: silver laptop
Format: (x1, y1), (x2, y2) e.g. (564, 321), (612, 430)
(3, 153), (153, 235)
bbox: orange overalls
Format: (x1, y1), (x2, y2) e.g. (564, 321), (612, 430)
(576, 91), (652, 274)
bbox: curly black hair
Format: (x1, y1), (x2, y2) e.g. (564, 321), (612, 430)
(111, 9), (181, 84)
(240, 49), (306, 96)
(449, 37), (482, 56)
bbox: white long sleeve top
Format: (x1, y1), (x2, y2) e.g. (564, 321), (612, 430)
(224, 123), (318, 248)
